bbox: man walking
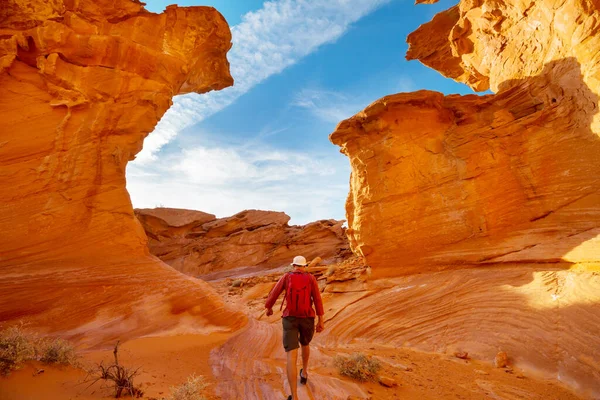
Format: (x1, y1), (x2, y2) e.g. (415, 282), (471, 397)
(265, 255), (325, 400)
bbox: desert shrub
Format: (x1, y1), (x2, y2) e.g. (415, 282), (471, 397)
(0, 325), (79, 375)
(231, 280), (243, 288)
(333, 353), (381, 382)
(39, 337), (78, 365)
(88, 341), (143, 398)
(0, 325), (36, 375)
(167, 374), (206, 400)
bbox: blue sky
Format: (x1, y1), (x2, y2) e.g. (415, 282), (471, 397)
(127, 0), (479, 225)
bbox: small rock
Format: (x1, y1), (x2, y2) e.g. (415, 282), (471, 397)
(454, 351), (469, 360)
(33, 368), (44, 376)
(495, 351), (508, 368)
(379, 376), (398, 388)
(516, 373), (526, 379)
(474, 369), (489, 375)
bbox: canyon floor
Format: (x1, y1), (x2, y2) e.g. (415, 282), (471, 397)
(0, 260), (587, 400)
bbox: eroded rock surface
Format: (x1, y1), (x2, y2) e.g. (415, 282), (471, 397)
(331, 0), (600, 274)
(135, 208), (350, 278)
(330, 0), (600, 396)
(0, 0), (244, 344)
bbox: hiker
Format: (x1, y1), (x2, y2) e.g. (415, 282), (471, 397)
(265, 255), (325, 400)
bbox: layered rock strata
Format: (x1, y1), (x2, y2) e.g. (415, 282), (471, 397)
(0, 0), (244, 343)
(331, 0), (600, 274)
(321, 266), (600, 398)
(330, 0), (600, 395)
(135, 208), (350, 278)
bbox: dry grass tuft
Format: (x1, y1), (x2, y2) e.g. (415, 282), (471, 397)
(166, 374), (207, 400)
(333, 353), (381, 382)
(39, 338), (78, 365)
(0, 325), (36, 375)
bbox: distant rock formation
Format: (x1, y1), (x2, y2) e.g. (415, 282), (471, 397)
(0, 0), (244, 344)
(135, 208), (351, 278)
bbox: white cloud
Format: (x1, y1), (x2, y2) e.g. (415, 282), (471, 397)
(127, 144), (349, 225)
(292, 88), (366, 123)
(168, 146), (335, 184)
(133, 0), (391, 164)
(291, 75), (417, 125)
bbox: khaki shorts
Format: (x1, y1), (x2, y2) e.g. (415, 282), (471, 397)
(282, 317), (315, 352)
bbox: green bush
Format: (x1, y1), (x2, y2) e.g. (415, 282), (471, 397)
(333, 353), (381, 382)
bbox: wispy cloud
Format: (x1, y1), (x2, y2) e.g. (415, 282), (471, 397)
(127, 144), (349, 224)
(169, 146), (336, 184)
(133, 0), (391, 164)
(291, 88), (366, 123)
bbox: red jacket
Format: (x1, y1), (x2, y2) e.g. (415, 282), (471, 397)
(265, 271), (324, 318)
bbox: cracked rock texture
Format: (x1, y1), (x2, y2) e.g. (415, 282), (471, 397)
(331, 0), (600, 396)
(135, 208), (351, 278)
(0, 0), (244, 344)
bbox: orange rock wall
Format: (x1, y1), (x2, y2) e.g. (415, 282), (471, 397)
(331, 0), (600, 274)
(0, 0), (244, 344)
(136, 208), (350, 278)
(330, 0), (600, 395)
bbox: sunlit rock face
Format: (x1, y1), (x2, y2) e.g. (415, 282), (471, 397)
(0, 0), (244, 344)
(135, 208), (351, 278)
(331, 0), (600, 274)
(330, 0), (600, 395)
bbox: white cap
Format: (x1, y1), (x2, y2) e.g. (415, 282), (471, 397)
(292, 255), (308, 266)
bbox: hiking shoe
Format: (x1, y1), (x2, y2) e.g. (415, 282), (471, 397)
(300, 368), (307, 385)
(287, 396), (292, 400)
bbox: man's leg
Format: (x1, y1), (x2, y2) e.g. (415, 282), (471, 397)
(286, 348), (299, 400)
(298, 318), (315, 383)
(301, 344), (310, 378)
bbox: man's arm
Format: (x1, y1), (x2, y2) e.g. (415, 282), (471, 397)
(311, 275), (325, 332)
(265, 274), (286, 316)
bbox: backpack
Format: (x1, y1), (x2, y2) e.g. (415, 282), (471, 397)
(280, 271), (313, 317)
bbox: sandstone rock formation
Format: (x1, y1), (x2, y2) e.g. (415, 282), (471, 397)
(331, 0), (600, 274)
(135, 208), (350, 278)
(0, 0), (244, 344)
(330, 0), (600, 396)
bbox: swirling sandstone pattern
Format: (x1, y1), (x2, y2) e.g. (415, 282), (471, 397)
(322, 267), (600, 397)
(135, 208), (350, 278)
(0, 0), (244, 344)
(330, 0), (600, 396)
